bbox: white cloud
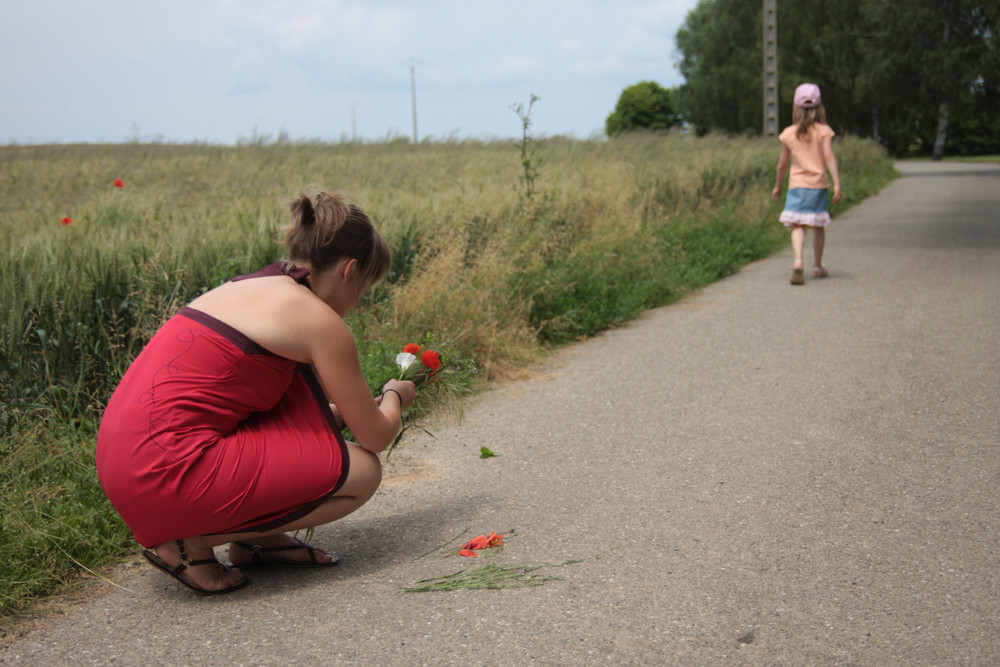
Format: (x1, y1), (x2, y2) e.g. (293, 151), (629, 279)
(573, 57), (626, 76)
(624, 0), (693, 26)
(218, 0), (413, 61)
(616, 25), (671, 56)
(264, 15), (332, 52)
(496, 55), (541, 75)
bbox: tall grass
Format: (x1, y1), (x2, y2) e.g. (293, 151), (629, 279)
(0, 133), (895, 622)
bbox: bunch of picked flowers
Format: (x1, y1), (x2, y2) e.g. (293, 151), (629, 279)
(383, 336), (477, 457)
(395, 342), (443, 389)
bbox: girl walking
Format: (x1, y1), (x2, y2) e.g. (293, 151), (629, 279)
(772, 83), (843, 285)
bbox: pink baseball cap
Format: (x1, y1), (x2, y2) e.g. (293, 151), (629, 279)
(794, 83), (821, 108)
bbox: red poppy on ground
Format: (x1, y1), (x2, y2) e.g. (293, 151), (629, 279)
(113, 178), (124, 188)
(403, 343), (422, 355)
(463, 531), (504, 551)
(421, 349), (442, 371)
(60, 217), (73, 226)
(459, 549), (478, 558)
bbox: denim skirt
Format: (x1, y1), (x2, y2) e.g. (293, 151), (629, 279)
(779, 188), (831, 227)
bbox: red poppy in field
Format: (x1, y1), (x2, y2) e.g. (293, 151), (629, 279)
(459, 549), (478, 558)
(403, 343), (422, 355)
(462, 531), (504, 551)
(60, 217), (73, 226)
(113, 178), (124, 188)
(421, 349), (442, 371)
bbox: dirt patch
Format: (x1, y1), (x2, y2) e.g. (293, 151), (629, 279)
(381, 453), (443, 486)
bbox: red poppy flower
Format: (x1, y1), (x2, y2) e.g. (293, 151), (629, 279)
(421, 349), (442, 371)
(60, 217), (73, 226)
(113, 178), (124, 188)
(403, 343), (422, 354)
(459, 549), (478, 558)
(466, 536), (488, 549)
(462, 531), (504, 551)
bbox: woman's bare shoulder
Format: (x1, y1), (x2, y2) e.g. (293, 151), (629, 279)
(188, 276), (344, 361)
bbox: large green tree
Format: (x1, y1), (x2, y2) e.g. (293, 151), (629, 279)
(605, 81), (682, 135)
(674, 0), (762, 135)
(858, 0), (999, 159)
(673, 0), (1000, 156)
(776, 0), (870, 134)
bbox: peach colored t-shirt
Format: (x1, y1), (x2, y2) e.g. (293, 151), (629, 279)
(779, 123), (835, 189)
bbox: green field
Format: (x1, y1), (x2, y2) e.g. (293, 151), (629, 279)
(0, 133), (896, 624)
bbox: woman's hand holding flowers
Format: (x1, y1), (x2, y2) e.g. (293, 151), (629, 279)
(380, 338), (475, 459)
(379, 378), (416, 411)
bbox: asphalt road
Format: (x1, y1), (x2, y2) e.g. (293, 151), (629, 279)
(3, 161), (999, 666)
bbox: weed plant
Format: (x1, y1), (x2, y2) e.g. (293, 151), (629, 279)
(0, 133), (895, 623)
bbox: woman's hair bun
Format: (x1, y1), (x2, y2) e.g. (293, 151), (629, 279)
(290, 194), (316, 226)
(282, 189), (390, 288)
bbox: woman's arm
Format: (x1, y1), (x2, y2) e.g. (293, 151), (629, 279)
(822, 135), (843, 204)
(772, 145), (790, 201)
(303, 309), (415, 453)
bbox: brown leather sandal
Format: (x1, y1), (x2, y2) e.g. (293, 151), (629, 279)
(230, 538), (339, 569)
(142, 539), (249, 596)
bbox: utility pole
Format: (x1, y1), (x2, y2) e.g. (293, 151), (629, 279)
(349, 104), (357, 143)
(403, 58), (422, 143)
(410, 64), (418, 143)
(763, 0), (778, 137)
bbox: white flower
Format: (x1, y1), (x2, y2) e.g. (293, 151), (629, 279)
(396, 352), (417, 372)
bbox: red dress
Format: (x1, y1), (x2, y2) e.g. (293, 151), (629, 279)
(96, 264), (349, 547)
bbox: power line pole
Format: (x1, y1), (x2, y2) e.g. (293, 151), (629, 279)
(763, 0), (778, 137)
(410, 64), (418, 143)
(403, 58), (422, 143)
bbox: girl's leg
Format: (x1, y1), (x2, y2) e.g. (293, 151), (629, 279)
(813, 226), (826, 270)
(789, 225), (806, 284)
(149, 444), (382, 590)
(790, 225), (806, 267)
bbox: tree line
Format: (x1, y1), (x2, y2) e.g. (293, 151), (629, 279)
(608, 0), (999, 158)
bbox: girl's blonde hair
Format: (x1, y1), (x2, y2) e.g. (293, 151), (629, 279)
(793, 104), (828, 140)
(283, 191), (391, 290)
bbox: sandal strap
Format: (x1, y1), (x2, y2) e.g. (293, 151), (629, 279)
(233, 539), (318, 564)
(173, 539), (223, 571)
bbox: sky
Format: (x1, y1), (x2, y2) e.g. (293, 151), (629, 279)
(0, 0), (701, 145)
